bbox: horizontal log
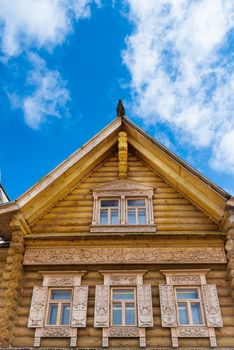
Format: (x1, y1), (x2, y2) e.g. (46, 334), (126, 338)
(157, 223), (218, 231)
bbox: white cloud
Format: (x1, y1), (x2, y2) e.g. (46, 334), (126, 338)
(21, 54), (70, 129)
(0, 0), (99, 128)
(0, 0), (98, 57)
(123, 0), (234, 173)
(211, 130), (234, 174)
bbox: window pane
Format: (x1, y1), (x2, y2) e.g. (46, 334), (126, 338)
(176, 289), (199, 299)
(111, 209), (119, 224)
(128, 199), (145, 207)
(178, 303), (189, 325)
(113, 289), (135, 300)
(51, 290), (72, 300)
(61, 304), (71, 325)
(138, 209), (147, 224)
(191, 303), (203, 325)
(48, 304), (58, 325)
(125, 303), (135, 325)
(128, 209), (136, 224)
(101, 200), (118, 207)
(113, 303), (122, 325)
(100, 209), (108, 224)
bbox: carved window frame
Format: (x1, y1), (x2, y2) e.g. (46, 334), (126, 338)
(28, 271), (88, 347)
(160, 269), (223, 348)
(94, 270), (154, 348)
(90, 179), (156, 233)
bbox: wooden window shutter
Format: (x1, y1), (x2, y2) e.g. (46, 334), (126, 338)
(94, 285), (109, 327)
(159, 285), (177, 327)
(201, 284), (223, 327)
(71, 286), (89, 327)
(137, 285), (154, 327)
(28, 286), (47, 328)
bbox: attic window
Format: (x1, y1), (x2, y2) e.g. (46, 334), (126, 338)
(90, 180), (156, 233)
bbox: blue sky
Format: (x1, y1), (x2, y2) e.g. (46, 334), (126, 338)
(0, 0), (233, 200)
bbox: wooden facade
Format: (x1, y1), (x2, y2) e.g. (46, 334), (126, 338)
(0, 115), (234, 349)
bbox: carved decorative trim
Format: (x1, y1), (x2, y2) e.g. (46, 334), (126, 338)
(24, 247), (226, 265)
(159, 285), (177, 327)
(29, 272), (87, 347)
(48, 277), (74, 286)
(118, 131), (128, 179)
(98, 271), (148, 347)
(92, 179), (154, 193)
(41, 272), (85, 287)
(109, 327), (139, 337)
(91, 179), (155, 227)
(137, 285), (154, 327)
(109, 275), (137, 285)
(202, 284), (223, 327)
(42, 327), (71, 337)
(94, 285), (109, 327)
(90, 224), (156, 233)
(160, 270), (222, 348)
(35, 327), (77, 347)
(71, 286), (88, 327)
(170, 275), (201, 285)
(177, 327), (209, 337)
(28, 286), (47, 328)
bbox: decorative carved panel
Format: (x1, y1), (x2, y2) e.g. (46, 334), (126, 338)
(109, 327), (139, 337)
(28, 286), (47, 328)
(92, 179), (154, 193)
(90, 224), (156, 233)
(24, 247), (226, 265)
(94, 285), (109, 327)
(109, 275), (137, 285)
(201, 284), (223, 327)
(42, 327), (71, 337)
(71, 286), (88, 327)
(177, 327), (209, 337)
(170, 275), (201, 285)
(159, 285), (177, 327)
(47, 276), (75, 286)
(137, 285), (153, 327)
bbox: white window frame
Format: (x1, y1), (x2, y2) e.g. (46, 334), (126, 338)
(28, 272), (88, 347)
(99, 198), (120, 225)
(91, 179), (156, 233)
(160, 269), (223, 348)
(46, 288), (73, 326)
(126, 197), (148, 225)
(94, 270), (153, 348)
(175, 287), (204, 327)
(111, 287), (137, 326)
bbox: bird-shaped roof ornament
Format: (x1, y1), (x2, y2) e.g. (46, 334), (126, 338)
(116, 99), (125, 117)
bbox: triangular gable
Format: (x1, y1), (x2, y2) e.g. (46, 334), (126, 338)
(0, 115), (231, 238)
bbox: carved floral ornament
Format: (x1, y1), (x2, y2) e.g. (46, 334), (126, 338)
(28, 272), (88, 347)
(94, 270), (153, 348)
(159, 269), (223, 348)
(24, 247), (226, 265)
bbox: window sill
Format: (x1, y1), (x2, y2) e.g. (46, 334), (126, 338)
(90, 224), (157, 233)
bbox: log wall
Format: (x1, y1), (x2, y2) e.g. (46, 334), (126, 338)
(31, 152), (218, 234)
(11, 264), (234, 348)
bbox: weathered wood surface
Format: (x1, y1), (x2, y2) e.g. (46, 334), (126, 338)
(10, 268), (234, 348)
(31, 153), (219, 234)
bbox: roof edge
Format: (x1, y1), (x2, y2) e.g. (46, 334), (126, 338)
(123, 116), (230, 200)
